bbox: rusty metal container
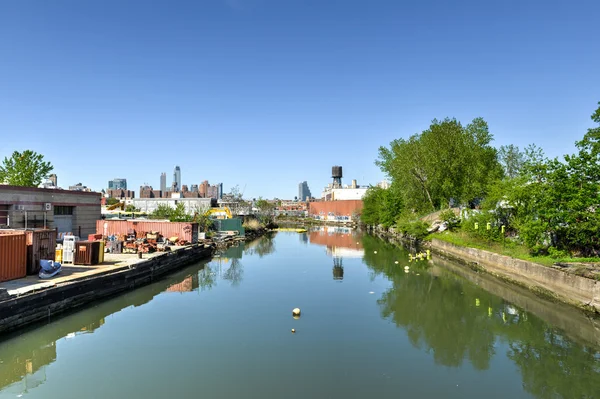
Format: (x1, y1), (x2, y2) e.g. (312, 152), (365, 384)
(0, 233), (27, 282)
(96, 220), (199, 243)
(75, 241), (100, 266)
(0, 229), (56, 274)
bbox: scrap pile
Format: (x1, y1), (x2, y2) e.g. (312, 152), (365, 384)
(106, 230), (181, 254)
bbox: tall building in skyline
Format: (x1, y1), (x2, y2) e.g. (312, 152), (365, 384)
(49, 174), (57, 187)
(216, 182), (223, 200)
(173, 166), (181, 192)
(160, 172), (167, 193)
(200, 180), (209, 198)
(108, 178), (127, 190)
(298, 181), (312, 201)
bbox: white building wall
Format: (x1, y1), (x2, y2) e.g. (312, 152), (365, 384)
(133, 198), (213, 214)
(331, 188), (368, 201)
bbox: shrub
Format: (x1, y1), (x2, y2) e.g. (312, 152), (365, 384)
(439, 209), (460, 230)
(396, 219), (429, 240)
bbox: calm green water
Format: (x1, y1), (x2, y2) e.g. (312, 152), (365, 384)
(1, 230), (599, 399)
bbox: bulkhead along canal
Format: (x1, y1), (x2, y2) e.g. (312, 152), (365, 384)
(1, 229), (599, 399)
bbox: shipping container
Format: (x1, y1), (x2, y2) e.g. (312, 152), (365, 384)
(212, 218), (245, 236)
(75, 241), (101, 265)
(96, 220), (199, 243)
(0, 233), (27, 282)
(0, 229), (57, 274)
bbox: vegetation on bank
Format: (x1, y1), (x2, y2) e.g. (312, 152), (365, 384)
(362, 102), (600, 262)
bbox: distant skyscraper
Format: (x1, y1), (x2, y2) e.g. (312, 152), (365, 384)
(108, 178), (127, 190)
(173, 166), (181, 192)
(216, 182), (223, 200)
(160, 173), (167, 193)
(200, 180), (209, 198)
(298, 181), (312, 201)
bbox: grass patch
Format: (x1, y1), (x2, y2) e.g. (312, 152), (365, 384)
(434, 231), (600, 267)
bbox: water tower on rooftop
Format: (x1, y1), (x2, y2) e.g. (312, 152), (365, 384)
(332, 165), (343, 188)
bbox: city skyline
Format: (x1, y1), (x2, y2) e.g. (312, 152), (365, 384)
(1, 1), (598, 198)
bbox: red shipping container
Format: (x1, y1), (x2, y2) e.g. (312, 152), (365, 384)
(0, 233), (27, 282)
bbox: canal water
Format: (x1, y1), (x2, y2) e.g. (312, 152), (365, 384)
(1, 230), (599, 399)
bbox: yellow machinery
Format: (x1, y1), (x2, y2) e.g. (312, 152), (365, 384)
(106, 201), (125, 211)
(204, 207), (232, 219)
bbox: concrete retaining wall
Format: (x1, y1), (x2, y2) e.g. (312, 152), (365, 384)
(0, 244), (213, 334)
(431, 238), (600, 312)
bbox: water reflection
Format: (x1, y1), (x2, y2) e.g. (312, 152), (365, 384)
(309, 227), (364, 280)
(244, 233), (276, 258)
(0, 263), (208, 395)
(361, 235), (600, 398)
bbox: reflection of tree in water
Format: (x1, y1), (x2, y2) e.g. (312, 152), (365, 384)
(198, 265), (217, 291)
(244, 234), (276, 258)
(222, 258), (244, 287)
(507, 330), (600, 399)
(363, 235), (600, 398)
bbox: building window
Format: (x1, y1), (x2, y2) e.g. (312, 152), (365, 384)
(54, 206), (74, 215)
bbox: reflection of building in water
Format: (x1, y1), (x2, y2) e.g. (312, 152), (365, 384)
(309, 229), (363, 252)
(326, 247), (365, 258)
(166, 275), (199, 293)
(299, 232), (308, 244)
(0, 268), (196, 395)
(309, 229), (365, 280)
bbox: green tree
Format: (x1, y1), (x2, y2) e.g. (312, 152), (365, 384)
(125, 204), (140, 212)
(0, 150), (54, 187)
(498, 144), (525, 178)
(360, 186), (386, 226)
(377, 117), (502, 212)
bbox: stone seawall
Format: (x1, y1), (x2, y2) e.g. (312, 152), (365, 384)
(0, 244), (214, 334)
(431, 238), (600, 313)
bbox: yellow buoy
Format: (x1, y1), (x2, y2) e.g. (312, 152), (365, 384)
(292, 308), (301, 317)
(291, 329), (296, 333)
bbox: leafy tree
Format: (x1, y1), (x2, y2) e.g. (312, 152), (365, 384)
(255, 197), (275, 225)
(151, 202), (193, 222)
(0, 150), (53, 187)
(481, 102), (600, 256)
(377, 118), (502, 213)
(360, 186), (385, 226)
(125, 204), (140, 212)
(498, 144), (525, 178)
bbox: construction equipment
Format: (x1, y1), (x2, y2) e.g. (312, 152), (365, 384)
(204, 207), (232, 219)
(106, 201), (125, 211)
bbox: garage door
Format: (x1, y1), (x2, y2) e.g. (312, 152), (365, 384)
(53, 215), (73, 234)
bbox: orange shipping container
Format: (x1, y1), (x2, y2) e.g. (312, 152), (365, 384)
(0, 233), (27, 282)
(0, 229), (56, 275)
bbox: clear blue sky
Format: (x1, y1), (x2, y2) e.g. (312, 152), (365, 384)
(1, 0), (598, 199)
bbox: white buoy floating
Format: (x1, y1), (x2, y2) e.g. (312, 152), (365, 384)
(394, 261), (399, 264)
(291, 328), (296, 333)
(292, 308), (301, 317)
(404, 266), (410, 271)
(374, 251), (377, 254)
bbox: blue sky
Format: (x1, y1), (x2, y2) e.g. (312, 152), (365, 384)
(1, 0), (598, 199)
